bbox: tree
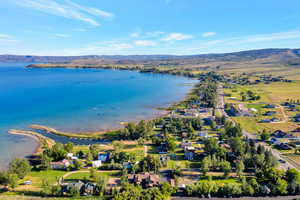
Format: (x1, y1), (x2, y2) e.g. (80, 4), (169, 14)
(201, 157), (210, 176)
(166, 137), (177, 153)
(220, 161), (231, 178)
(0, 171), (18, 189)
(272, 178), (288, 195)
(47, 143), (67, 161)
(241, 177), (255, 196)
(90, 167), (97, 180)
(40, 154), (52, 170)
(89, 144), (99, 160)
(8, 158), (31, 179)
(6, 173), (18, 189)
(204, 138), (219, 155)
(236, 160), (245, 177)
(64, 142), (74, 152)
(95, 174), (108, 196)
(139, 155), (161, 174)
(73, 159), (83, 170)
(229, 137), (245, 156)
(112, 141), (124, 153)
(260, 130), (271, 141)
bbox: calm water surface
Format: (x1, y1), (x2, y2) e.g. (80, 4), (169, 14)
(0, 63), (197, 168)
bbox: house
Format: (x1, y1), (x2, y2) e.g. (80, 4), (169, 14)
(155, 124), (164, 129)
(159, 155), (169, 166)
(229, 104), (254, 117)
(270, 118), (280, 122)
(272, 130), (288, 138)
(293, 127), (300, 132)
(264, 111), (277, 116)
(270, 137), (280, 145)
(198, 131), (208, 137)
(202, 117), (214, 125)
(277, 143), (292, 150)
(293, 141), (300, 149)
(92, 160), (102, 168)
(184, 146), (196, 160)
(128, 173), (160, 188)
(98, 152), (110, 162)
(181, 132), (188, 138)
(50, 159), (70, 170)
(158, 142), (168, 154)
(123, 162), (132, 169)
(184, 109), (200, 117)
(264, 104), (276, 108)
(230, 105), (241, 116)
(259, 119), (271, 123)
(66, 153), (78, 160)
(294, 114), (300, 122)
(82, 183), (97, 196)
(64, 181), (84, 194)
(63, 181), (97, 196)
(181, 140), (192, 148)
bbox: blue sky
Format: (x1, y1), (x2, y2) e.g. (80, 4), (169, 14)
(1, 0), (300, 55)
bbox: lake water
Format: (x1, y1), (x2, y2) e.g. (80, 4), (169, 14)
(0, 63), (196, 169)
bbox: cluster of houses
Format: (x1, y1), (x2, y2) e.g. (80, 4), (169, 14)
(293, 114), (300, 123)
(62, 181), (98, 196)
(172, 108), (211, 118)
(269, 130), (300, 150)
(128, 172), (161, 188)
(259, 118), (280, 123)
(50, 152), (111, 170)
(282, 102), (299, 111)
(229, 104), (255, 117)
(253, 76), (292, 85)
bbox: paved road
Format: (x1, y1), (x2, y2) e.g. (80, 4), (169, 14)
(217, 84), (295, 171)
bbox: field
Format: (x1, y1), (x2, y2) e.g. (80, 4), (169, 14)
(224, 79), (300, 134)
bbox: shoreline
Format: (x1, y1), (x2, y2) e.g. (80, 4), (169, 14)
(8, 129), (56, 154)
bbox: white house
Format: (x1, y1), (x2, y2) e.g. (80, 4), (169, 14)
(50, 159), (70, 170)
(92, 160), (102, 168)
(66, 153), (78, 160)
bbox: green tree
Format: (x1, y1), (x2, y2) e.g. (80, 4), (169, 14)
(236, 160), (245, 177)
(40, 154), (52, 170)
(201, 157), (210, 176)
(139, 155), (161, 174)
(73, 159), (83, 170)
(95, 174), (108, 196)
(260, 130), (271, 141)
(8, 158), (31, 179)
(64, 142), (74, 152)
(7, 173), (18, 189)
(220, 161), (231, 178)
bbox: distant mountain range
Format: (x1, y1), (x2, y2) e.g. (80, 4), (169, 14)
(1, 48), (300, 66)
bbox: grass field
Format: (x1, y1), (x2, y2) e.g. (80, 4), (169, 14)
(225, 80), (300, 133)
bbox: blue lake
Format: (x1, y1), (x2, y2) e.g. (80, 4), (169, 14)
(0, 63), (196, 168)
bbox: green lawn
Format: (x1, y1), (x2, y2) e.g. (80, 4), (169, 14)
(64, 171), (121, 182)
(23, 170), (66, 187)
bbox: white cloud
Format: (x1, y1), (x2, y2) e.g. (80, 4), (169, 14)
(0, 34), (19, 44)
(184, 30), (300, 53)
(74, 28), (87, 32)
(145, 31), (165, 38)
(134, 40), (157, 47)
(15, 0), (114, 26)
(202, 32), (216, 38)
(130, 32), (140, 38)
(54, 33), (70, 38)
(162, 33), (193, 41)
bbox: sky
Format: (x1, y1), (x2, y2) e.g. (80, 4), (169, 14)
(1, 0), (300, 56)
